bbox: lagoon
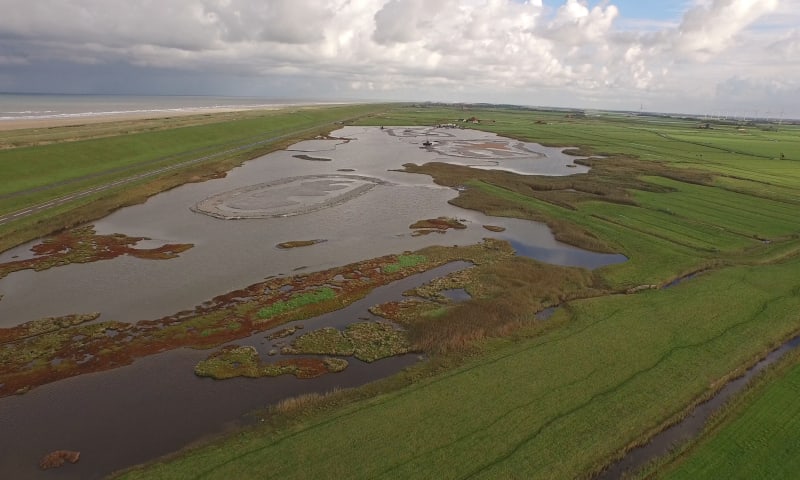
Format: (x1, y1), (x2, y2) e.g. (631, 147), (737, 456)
(0, 126), (616, 328)
(0, 125), (623, 478)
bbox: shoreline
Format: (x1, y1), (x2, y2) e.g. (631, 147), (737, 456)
(0, 108), (256, 131)
(0, 102), (349, 132)
(4, 104), (798, 479)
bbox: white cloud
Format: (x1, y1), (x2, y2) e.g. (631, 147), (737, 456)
(539, 0), (618, 45)
(714, 76), (800, 116)
(674, 0), (779, 60)
(0, 0), (796, 114)
(769, 29), (800, 58)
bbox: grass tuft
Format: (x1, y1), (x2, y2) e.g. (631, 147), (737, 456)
(257, 288), (337, 319)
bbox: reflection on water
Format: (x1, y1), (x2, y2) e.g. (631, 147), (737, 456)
(0, 263), (471, 480)
(507, 239), (627, 269)
(0, 126), (616, 327)
(0, 126), (627, 478)
(596, 335), (800, 480)
(386, 126), (590, 175)
(440, 288), (472, 302)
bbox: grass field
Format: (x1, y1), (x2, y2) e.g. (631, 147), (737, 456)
(3, 104), (800, 479)
(651, 350), (800, 479)
(0, 103), (388, 251)
(117, 258), (800, 479)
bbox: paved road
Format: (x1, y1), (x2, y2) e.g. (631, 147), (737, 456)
(0, 118), (355, 228)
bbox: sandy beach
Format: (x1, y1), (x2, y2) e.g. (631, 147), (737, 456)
(0, 106), (277, 132)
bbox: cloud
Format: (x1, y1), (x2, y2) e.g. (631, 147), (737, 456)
(716, 76), (800, 105)
(0, 54), (29, 66)
(0, 0), (795, 114)
(373, 0), (440, 45)
(769, 28), (800, 58)
(201, 0), (335, 44)
(539, 0), (618, 45)
(674, 0), (779, 61)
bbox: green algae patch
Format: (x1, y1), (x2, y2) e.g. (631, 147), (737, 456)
(283, 322), (411, 363)
(0, 314), (134, 395)
(194, 345), (348, 380)
(282, 327), (355, 357)
(257, 288), (337, 319)
(372, 254), (606, 354)
(0, 312), (100, 344)
(345, 322), (412, 362)
(0, 239), (513, 398)
(383, 254), (427, 274)
(322, 357), (349, 373)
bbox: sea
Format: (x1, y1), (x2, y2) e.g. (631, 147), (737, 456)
(0, 93), (334, 122)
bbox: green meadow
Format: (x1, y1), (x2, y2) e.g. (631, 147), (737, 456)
(0, 103), (387, 251)
(3, 104), (800, 479)
(118, 259), (800, 480)
(652, 348), (800, 480)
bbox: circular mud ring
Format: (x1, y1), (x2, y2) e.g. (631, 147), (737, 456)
(192, 175), (388, 220)
(432, 140), (545, 160)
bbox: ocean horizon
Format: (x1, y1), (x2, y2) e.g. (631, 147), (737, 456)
(0, 93), (344, 122)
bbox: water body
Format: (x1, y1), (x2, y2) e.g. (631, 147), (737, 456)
(0, 263), (468, 480)
(507, 239), (626, 269)
(596, 335), (800, 479)
(0, 126), (620, 327)
(0, 94), (332, 122)
(0, 126), (625, 478)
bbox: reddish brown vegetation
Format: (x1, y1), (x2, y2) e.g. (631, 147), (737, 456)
(0, 225), (193, 280)
(0, 313), (99, 344)
(40, 450), (80, 470)
(282, 357), (341, 379)
(277, 239), (325, 249)
(0, 243), (494, 398)
(372, 256), (604, 354)
(410, 217), (467, 236)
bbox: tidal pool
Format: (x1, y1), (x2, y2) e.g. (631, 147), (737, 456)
(0, 126), (612, 327)
(0, 263), (465, 480)
(0, 126), (624, 478)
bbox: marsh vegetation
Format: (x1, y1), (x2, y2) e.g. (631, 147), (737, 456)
(117, 106), (800, 480)
(2, 104), (799, 480)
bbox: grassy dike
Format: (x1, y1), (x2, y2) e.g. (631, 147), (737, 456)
(0, 103), (389, 252)
(110, 105), (800, 479)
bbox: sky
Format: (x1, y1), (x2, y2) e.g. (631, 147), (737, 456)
(0, 0), (798, 116)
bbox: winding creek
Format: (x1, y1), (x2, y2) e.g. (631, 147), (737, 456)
(0, 126), (625, 478)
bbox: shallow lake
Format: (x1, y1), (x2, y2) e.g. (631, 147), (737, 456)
(0, 126), (619, 327)
(0, 126), (624, 478)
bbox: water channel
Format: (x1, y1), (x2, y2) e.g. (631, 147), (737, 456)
(0, 126), (625, 478)
(596, 334), (800, 479)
